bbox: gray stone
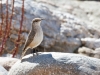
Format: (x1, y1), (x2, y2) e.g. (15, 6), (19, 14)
(8, 52), (100, 75)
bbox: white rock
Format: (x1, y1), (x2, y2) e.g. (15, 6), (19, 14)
(78, 46), (94, 56)
(81, 38), (100, 49)
(8, 52), (100, 75)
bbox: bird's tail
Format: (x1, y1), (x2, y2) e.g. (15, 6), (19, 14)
(21, 47), (27, 60)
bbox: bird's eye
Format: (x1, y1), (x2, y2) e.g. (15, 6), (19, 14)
(35, 20), (38, 22)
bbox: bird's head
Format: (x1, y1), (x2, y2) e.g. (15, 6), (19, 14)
(32, 18), (44, 26)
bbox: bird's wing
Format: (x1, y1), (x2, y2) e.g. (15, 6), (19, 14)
(23, 29), (36, 52)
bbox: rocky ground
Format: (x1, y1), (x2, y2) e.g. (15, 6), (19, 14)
(8, 52), (100, 75)
(0, 0), (100, 75)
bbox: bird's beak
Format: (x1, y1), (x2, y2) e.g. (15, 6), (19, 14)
(61, 20), (67, 23)
(41, 18), (45, 20)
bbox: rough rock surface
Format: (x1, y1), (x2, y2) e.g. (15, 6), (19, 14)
(0, 57), (19, 71)
(0, 65), (8, 75)
(8, 52), (100, 75)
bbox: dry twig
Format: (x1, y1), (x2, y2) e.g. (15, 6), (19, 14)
(12, 0), (24, 57)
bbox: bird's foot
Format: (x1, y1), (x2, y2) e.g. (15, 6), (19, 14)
(32, 48), (39, 56)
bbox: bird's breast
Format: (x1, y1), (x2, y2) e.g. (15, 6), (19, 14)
(29, 28), (43, 48)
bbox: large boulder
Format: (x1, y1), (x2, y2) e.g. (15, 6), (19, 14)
(1, 0), (100, 56)
(1, 0), (83, 54)
(8, 52), (100, 75)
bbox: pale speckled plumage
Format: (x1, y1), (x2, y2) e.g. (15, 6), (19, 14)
(21, 18), (43, 59)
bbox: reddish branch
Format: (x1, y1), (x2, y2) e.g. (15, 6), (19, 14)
(12, 0), (24, 57)
(0, 0), (3, 36)
(7, 0), (15, 38)
(0, 0), (9, 55)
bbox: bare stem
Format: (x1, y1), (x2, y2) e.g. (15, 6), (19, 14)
(7, 0), (15, 38)
(12, 0), (24, 57)
(0, 0), (9, 55)
(0, 0), (3, 35)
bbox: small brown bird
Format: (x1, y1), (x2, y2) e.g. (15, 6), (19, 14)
(21, 18), (44, 59)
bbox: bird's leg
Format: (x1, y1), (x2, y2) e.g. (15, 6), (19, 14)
(31, 49), (35, 56)
(32, 47), (39, 56)
(35, 48), (38, 55)
(35, 47), (39, 56)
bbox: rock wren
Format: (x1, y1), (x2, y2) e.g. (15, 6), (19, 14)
(21, 18), (44, 59)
